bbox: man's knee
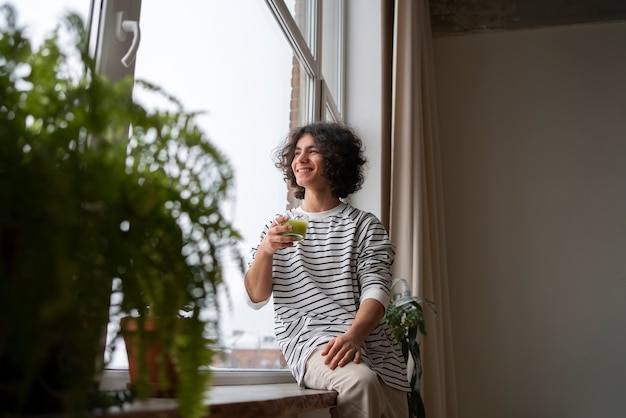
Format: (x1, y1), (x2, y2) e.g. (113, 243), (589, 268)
(336, 364), (382, 397)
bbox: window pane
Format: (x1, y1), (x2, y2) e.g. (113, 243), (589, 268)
(321, 0), (343, 115)
(285, 0), (316, 58)
(10, 0), (93, 49)
(325, 101), (337, 122)
(289, 57), (315, 129)
(105, 0), (296, 370)
(321, 79), (341, 122)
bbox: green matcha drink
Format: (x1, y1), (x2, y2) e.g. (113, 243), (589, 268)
(281, 219), (308, 241)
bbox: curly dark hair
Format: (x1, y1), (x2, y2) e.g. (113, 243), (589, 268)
(273, 122), (367, 200)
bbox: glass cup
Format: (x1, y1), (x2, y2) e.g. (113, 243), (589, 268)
(279, 213), (309, 241)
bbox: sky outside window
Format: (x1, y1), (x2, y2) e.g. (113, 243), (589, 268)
(11, 0), (293, 368)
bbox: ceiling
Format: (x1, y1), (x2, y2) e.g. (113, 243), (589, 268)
(429, 0), (626, 36)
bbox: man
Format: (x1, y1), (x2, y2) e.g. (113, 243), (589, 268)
(245, 122), (410, 417)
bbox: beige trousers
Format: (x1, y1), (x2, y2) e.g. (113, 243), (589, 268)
(303, 347), (409, 418)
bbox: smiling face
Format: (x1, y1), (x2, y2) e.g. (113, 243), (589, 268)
(291, 134), (327, 192)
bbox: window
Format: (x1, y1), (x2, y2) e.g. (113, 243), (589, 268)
(105, 0), (298, 370)
(266, 0), (344, 126)
(16, 0), (346, 373)
(109, 0), (345, 371)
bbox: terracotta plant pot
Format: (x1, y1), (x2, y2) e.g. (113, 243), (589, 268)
(120, 316), (179, 398)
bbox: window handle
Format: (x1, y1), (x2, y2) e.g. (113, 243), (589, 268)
(115, 11), (141, 68)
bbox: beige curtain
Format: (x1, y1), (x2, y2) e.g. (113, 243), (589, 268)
(383, 1), (458, 417)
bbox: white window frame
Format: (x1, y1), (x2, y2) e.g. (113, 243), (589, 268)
(265, 0), (343, 123)
(92, 0), (385, 386)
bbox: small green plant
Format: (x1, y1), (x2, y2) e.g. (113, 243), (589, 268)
(0, 4), (243, 418)
(385, 278), (437, 418)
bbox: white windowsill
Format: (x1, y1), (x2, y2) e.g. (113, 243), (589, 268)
(100, 368), (296, 390)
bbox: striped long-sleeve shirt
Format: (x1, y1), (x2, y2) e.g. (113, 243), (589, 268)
(246, 202), (410, 392)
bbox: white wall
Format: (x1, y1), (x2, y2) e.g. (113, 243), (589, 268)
(434, 21), (626, 418)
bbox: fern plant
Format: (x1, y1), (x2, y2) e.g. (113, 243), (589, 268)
(0, 5), (243, 418)
(385, 278), (437, 418)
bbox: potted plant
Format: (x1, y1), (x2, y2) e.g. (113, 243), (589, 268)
(385, 278), (437, 418)
(0, 5), (243, 418)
